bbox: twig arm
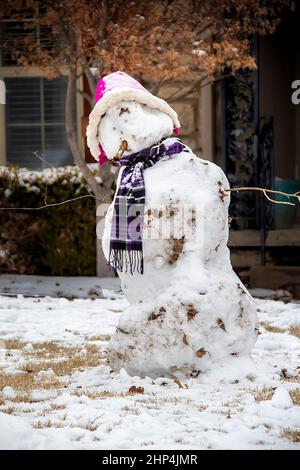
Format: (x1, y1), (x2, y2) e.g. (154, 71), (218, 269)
(225, 186), (300, 207)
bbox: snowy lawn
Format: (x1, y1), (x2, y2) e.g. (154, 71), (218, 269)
(0, 293), (299, 450)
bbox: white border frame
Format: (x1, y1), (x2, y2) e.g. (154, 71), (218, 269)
(0, 66), (84, 166)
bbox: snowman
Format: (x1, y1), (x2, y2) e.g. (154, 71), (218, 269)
(87, 71), (258, 379)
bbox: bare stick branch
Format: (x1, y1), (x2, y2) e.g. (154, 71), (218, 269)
(227, 186), (300, 206)
(65, 71), (102, 200)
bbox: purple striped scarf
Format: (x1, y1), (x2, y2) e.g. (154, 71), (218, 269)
(109, 137), (184, 274)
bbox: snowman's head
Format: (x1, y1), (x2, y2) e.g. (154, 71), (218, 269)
(86, 71), (180, 164)
(97, 100), (173, 159)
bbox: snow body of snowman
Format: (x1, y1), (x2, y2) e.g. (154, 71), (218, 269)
(87, 71), (258, 379)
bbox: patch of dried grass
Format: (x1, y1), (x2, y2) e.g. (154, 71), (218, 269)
(48, 402), (66, 411)
(281, 428), (300, 442)
(0, 406), (15, 414)
(26, 342), (99, 358)
(73, 389), (127, 399)
(72, 390), (197, 412)
(168, 236), (185, 264)
(33, 417), (101, 431)
(33, 420), (65, 429)
(215, 407), (233, 419)
(260, 323), (300, 338)
(280, 370), (300, 383)
(2, 339), (105, 355)
(135, 396), (194, 407)
(0, 405), (36, 414)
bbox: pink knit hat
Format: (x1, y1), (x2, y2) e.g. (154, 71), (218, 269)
(86, 71), (180, 164)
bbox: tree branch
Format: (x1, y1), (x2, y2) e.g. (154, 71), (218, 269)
(84, 67), (97, 101)
(166, 76), (207, 103)
(100, 0), (108, 41)
(76, 88), (94, 106)
(166, 73), (229, 103)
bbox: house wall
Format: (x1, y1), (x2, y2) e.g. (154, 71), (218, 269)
(0, 100), (5, 165)
(0, 66), (84, 167)
(83, 74), (94, 163)
(158, 83), (213, 160)
(259, 8), (300, 180)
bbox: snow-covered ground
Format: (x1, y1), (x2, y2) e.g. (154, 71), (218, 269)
(0, 291), (299, 450)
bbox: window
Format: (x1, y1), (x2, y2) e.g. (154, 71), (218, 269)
(5, 76), (76, 169)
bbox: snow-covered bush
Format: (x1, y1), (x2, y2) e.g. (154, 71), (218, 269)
(0, 165), (99, 275)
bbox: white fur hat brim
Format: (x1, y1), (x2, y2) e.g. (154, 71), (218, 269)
(86, 87), (180, 161)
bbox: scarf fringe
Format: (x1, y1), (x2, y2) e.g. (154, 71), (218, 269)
(109, 248), (144, 275)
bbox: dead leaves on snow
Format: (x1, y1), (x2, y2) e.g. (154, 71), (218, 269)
(251, 386), (276, 402)
(281, 428), (300, 443)
(0, 340), (103, 396)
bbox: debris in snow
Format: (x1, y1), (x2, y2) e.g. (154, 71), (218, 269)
(2, 386), (16, 399)
(76, 348), (87, 357)
(0, 163), (100, 193)
(271, 388), (294, 410)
